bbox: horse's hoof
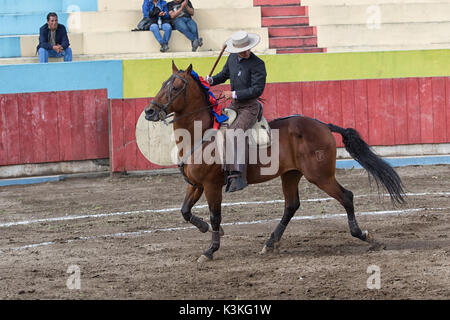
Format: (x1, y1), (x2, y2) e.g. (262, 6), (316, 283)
(260, 245), (272, 255)
(197, 254), (212, 264)
(260, 242), (279, 255)
(208, 225), (225, 237)
(363, 230), (373, 242)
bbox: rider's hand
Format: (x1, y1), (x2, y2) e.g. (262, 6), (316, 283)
(205, 75), (213, 85)
(223, 91), (234, 100)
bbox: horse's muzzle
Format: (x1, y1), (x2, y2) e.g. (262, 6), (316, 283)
(144, 106), (158, 121)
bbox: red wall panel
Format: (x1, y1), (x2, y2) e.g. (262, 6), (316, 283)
(0, 89), (109, 166)
(393, 79), (408, 145)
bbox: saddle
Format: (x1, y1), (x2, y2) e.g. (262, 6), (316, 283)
(219, 103), (272, 148)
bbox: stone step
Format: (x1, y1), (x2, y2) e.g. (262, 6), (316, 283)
(316, 22), (450, 48)
(98, 0), (255, 11)
(276, 47), (327, 54)
(268, 26), (316, 37)
(262, 16), (309, 27)
(308, 3), (450, 26)
(302, 0), (448, 5)
(0, 49), (277, 65)
(324, 43), (450, 53)
(269, 36), (318, 48)
(17, 28), (269, 57)
(69, 8), (262, 33)
(0, 0), (97, 14)
(254, 0), (301, 6)
(261, 6), (307, 17)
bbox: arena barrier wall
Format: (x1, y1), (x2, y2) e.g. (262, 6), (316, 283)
(110, 77), (450, 172)
(1, 50), (449, 173)
(0, 89), (109, 166)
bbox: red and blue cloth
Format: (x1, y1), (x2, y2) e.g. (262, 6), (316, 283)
(191, 70), (228, 130)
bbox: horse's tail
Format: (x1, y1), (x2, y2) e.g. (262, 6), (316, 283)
(327, 123), (406, 205)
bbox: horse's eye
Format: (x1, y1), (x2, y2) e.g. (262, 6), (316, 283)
(173, 86), (180, 91)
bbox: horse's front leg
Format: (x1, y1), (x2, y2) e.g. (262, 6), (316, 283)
(181, 185), (209, 233)
(197, 183), (223, 263)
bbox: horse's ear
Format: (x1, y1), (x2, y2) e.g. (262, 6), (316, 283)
(172, 60), (178, 73)
(185, 64), (193, 75)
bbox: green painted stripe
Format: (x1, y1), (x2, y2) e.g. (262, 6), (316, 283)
(123, 49), (450, 98)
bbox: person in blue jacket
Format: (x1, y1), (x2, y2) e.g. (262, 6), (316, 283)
(143, 0), (172, 52)
(37, 12), (72, 63)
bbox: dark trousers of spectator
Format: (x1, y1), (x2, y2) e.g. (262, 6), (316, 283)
(173, 16), (199, 44)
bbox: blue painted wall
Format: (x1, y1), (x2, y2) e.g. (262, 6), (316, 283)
(0, 60), (123, 99)
(336, 156), (450, 169)
(0, 36), (21, 58)
(0, 0), (97, 14)
(0, 13), (69, 36)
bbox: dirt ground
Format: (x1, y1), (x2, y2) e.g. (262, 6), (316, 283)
(0, 164), (449, 300)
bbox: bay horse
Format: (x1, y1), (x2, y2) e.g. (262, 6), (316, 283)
(144, 62), (405, 263)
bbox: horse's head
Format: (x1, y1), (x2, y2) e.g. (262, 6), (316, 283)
(145, 61), (193, 122)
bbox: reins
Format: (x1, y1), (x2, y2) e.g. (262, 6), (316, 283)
(149, 70), (228, 126)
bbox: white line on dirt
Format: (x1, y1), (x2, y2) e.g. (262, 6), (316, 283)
(1, 206), (449, 254)
(1, 192), (449, 229)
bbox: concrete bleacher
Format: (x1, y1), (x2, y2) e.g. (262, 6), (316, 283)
(302, 0), (450, 52)
(0, 0), (274, 64)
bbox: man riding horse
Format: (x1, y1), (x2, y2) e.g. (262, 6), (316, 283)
(206, 31), (267, 193)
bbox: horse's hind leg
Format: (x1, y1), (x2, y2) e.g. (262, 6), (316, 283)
(315, 177), (385, 250)
(261, 170), (302, 254)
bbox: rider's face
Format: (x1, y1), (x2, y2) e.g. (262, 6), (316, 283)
(238, 50), (251, 59)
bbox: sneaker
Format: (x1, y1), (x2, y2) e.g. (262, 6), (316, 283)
(192, 39), (199, 52)
(198, 37), (203, 47)
(160, 43), (169, 52)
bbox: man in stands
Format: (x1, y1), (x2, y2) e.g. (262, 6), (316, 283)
(206, 31), (267, 192)
(37, 12), (72, 63)
(167, 0), (203, 52)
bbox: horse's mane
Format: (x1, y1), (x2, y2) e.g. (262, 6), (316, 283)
(179, 69), (210, 106)
(183, 69), (215, 122)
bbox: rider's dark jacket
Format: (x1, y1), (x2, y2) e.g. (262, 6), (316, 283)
(211, 52), (267, 102)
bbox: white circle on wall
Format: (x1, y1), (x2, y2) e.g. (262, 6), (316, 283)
(135, 110), (178, 166)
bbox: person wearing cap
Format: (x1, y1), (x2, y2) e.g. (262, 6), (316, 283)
(206, 31), (267, 193)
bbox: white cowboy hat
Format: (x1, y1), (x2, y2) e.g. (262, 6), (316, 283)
(224, 31), (261, 53)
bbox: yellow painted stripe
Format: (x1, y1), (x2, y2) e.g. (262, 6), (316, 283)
(123, 49), (450, 98)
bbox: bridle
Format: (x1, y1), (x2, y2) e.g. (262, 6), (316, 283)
(148, 72), (189, 124)
(148, 71), (227, 125)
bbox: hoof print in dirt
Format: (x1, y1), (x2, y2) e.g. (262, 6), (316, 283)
(368, 242), (387, 251)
